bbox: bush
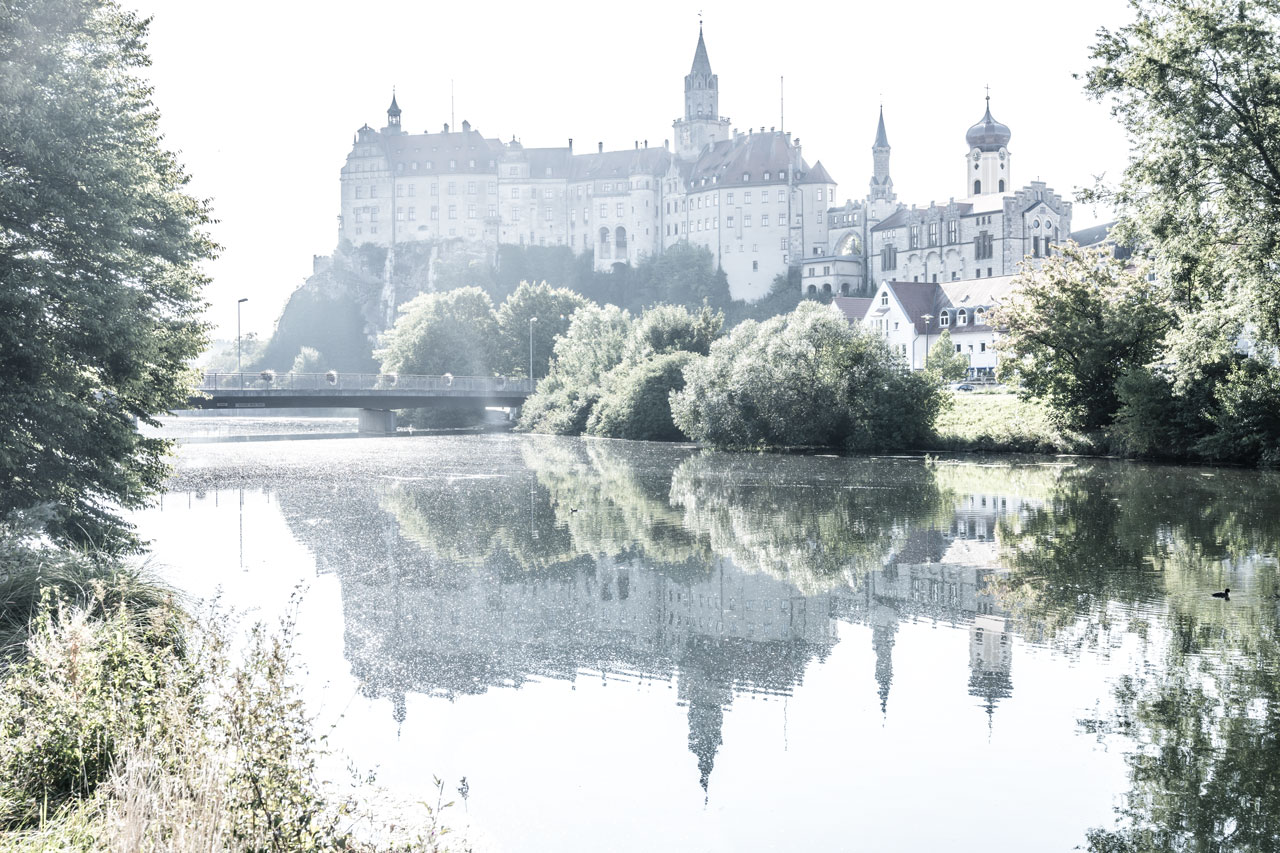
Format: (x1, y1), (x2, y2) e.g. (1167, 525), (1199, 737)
(671, 301), (944, 450)
(587, 352), (696, 441)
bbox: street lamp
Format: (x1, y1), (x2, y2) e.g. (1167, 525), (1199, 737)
(528, 316), (538, 380)
(236, 298), (249, 373)
(920, 314), (934, 371)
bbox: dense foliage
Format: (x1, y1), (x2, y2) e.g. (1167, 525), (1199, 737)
(586, 352), (696, 441)
(671, 301), (945, 450)
(1055, 0), (1280, 465)
(925, 331), (969, 383)
(993, 243), (1173, 434)
(493, 280), (588, 378)
(377, 286), (496, 376)
(0, 0), (215, 550)
(518, 302), (725, 439)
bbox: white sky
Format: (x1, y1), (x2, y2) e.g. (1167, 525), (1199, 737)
(130, 0), (1137, 338)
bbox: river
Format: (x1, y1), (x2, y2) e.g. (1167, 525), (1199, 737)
(131, 427), (1280, 851)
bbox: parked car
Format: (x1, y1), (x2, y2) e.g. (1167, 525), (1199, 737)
(950, 383), (975, 392)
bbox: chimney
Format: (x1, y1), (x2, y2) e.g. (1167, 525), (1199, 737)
(568, 138), (573, 153)
(462, 119), (471, 133)
(644, 139), (648, 149)
(664, 139), (669, 149)
(635, 140), (639, 149)
(771, 126), (775, 132)
(443, 122), (449, 133)
(598, 141), (603, 153)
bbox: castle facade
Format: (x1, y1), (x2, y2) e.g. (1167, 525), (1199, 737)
(338, 27), (1068, 305)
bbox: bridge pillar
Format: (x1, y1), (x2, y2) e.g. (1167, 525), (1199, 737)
(358, 408), (397, 436)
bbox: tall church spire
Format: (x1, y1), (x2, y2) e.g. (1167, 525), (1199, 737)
(691, 24), (712, 75)
(870, 107), (894, 203)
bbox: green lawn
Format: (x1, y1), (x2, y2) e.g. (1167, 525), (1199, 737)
(930, 390), (1088, 454)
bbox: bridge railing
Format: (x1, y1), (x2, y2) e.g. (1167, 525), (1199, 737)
(197, 372), (535, 394)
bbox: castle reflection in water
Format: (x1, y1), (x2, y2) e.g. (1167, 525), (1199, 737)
(198, 447), (1033, 792)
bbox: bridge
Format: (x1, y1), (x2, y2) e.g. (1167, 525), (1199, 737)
(187, 372), (535, 435)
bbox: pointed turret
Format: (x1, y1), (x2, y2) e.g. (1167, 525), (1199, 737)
(870, 107), (894, 203)
(691, 24), (712, 75)
(385, 91), (402, 133)
(874, 106), (889, 149)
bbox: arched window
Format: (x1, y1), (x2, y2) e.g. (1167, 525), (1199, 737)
(840, 282), (851, 296)
(940, 312), (950, 327)
(998, 179), (1005, 192)
(615, 226), (627, 252)
(598, 226), (611, 259)
(807, 284), (817, 295)
(958, 309), (968, 325)
(974, 180), (982, 194)
(822, 283), (832, 295)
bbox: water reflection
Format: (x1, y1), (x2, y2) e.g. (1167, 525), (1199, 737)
(161, 439), (1280, 848)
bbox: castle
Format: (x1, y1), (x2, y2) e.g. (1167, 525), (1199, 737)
(338, 26), (1070, 304)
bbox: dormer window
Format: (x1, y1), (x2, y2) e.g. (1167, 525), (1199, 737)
(742, 172), (750, 182)
(764, 171), (771, 181)
(958, 309), (968, 325)
(940, 312), (950, 327)
(880, 292), (889, 306)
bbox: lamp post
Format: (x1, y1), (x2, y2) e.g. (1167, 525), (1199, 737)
(528, 316), (538, 380)
(236, 298), (249, 373)
(921, 313), (934, 371)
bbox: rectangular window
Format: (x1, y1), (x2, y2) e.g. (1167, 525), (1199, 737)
(355, 186), (364, 199)
(600, 203), (608, 218)
(468, 181), (476, 194)
(744, 191), (752, 204)
(448, 182), (456, 195)
(947, 220), (958, 243)
(928, 222), (938, 246)
(511, 187), (520, 199)
(780, 238), (788, 250)
(545, 206), (553, 221)
(909, 225), (920, 249)
(980, 342), (987, 352)
(616, 202), (624, 217)
(430, 206), (438, 220)
(779, 214), (788, 226)
(408, 184), (417, 197)
(369, 185), (377, 198)
(396, 207), (404, 221)
(744, 214), (752, 227)
(761, 214), (769, 227)
(544, 188), (554, 199)
(489, 182), (496, 194)
(430, 183), (438, 196)
(408, 207), (416, 220)
(467, 203), (476, 218)
(488, 205), (496, 217)
(513, 207), (520, 221)
(396, 184), (405, 197)
(726, 192), (735, 204)
(727, 215), (735, 228)
(448, 205), (457, 219)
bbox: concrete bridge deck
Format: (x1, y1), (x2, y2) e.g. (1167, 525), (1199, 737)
(187, 372), (535, 435)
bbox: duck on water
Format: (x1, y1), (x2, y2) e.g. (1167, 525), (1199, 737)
(1212, 588), (1230, 599)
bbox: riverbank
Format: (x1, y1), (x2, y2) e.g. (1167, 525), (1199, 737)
(929, 390), (1091, 455)
(0, 519), (471, 852)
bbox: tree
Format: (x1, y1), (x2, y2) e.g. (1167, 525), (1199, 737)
(625, 303), (723, 361)
(1084, 0), (1280, 345)
(290, 347), (324, 374)
(586, 352), (696, 441)
(925, 331), (969, 382)
(671, 301), (943, 450)
(377, 287), (496, 376)
(493, 281), (588, 378)
(992, 243), (1173, 433)
(0, 0), (215, 551)
(517, 303), (632, 435)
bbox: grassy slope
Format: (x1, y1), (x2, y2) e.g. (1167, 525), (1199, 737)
(929, 390), (1089, 455)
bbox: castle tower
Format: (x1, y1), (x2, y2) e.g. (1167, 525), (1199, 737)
(673, 25), (731, 159)
(964, 94), (1011, 197)
(869, 107), (894, 203)
(384, 91), (403, 135)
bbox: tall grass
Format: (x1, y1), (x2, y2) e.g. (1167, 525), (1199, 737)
(0, 514), (474, 852)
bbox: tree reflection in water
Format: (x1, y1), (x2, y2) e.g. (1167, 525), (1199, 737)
(166, 439), (1280, 838)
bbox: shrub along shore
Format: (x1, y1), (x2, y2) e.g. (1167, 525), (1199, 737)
(0, 515), (462, 852)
